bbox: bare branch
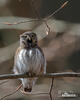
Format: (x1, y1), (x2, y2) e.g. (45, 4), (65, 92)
(0, 72), (80, 80)
(49, 78), (54, 100)
(20, 90), (48, 95)
(43, 20), (51, 35)
(0, 84), (22, 100)
(1, 19), (41, 25)
(0, 72), (79, 99)
(1, 1), (69, 26)
(45, 1), (69, 20)
(0, 80), (8, 85)
(31, 0), (41, 19)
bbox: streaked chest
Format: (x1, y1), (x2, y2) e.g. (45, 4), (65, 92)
(18, 48), (41, 61)
(16, 48), (43, 71)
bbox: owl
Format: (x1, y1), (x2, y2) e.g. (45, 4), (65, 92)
(13, 31), (46, 92)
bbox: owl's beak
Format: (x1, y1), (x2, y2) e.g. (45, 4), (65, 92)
(27, 35), (31, 41)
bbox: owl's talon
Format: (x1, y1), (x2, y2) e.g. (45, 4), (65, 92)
(31, 73), (36, 76)
(25, 72), (31, 77)
(26, 72), (36, 77)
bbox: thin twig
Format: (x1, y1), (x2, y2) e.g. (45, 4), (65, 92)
(49, 78), (54, 100)
(31, 0), (50, 35)
(21, 90), (48, 95)
(45, 1), (69, 20)
(0, 80), (8, 85)
(0, 84), (22, 100)
(43, 20), (51, 35)
(1, 19), (42, 25)
(43, 1), (69, 35)
(1, 1), (69, 26)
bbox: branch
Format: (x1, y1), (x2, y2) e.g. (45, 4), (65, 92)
(0, 84), (22, 100)
(0, 72), (80, 80)
(1, 1), (69, 26)
(0, 80), (8, 85)
(49, 78), (54, 100)
(45, 1), (69, 20)
(1, 19), (41, 25)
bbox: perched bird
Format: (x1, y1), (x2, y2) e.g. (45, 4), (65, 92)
(13, 31), (46, 92)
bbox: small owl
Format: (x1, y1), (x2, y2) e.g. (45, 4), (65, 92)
(13, 31), (46, 92)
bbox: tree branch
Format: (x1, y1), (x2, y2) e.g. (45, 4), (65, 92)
(0, 72), (80, 80)
(0, 84), (22, 100)
(49, 78), (54, 100)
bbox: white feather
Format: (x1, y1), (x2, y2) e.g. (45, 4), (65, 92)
(14, 48), (46, 89)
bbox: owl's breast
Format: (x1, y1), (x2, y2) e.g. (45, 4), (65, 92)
(16, 48), (44, 73)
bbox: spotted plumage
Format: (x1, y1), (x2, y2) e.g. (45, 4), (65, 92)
(13, 31), (46, 92)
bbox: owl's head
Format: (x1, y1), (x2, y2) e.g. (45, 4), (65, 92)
(20, 31), (38, 48)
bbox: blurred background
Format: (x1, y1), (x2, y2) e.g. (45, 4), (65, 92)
(0, 0), (80, 100)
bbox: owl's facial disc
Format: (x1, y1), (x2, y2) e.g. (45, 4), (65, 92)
(21, 34), (31, 43)
(20, 32), (37, 48)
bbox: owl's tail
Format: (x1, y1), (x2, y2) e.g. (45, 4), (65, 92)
(21, 78), (37, 92)
(24, 86), (32, 92)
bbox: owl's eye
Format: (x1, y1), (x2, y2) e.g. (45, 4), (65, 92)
(21, 35), (27, 38)
(32, 34), (34, 37)
(25, 35), (27, 38)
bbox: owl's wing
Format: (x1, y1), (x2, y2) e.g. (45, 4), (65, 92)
(37, 46), (46, 74)
(40, 57), (46, 74)
(13, 47), (22, 74)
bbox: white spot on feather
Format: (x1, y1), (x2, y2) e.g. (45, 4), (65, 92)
(19, 49), (26, 60)
(29, 50), (32, 57)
